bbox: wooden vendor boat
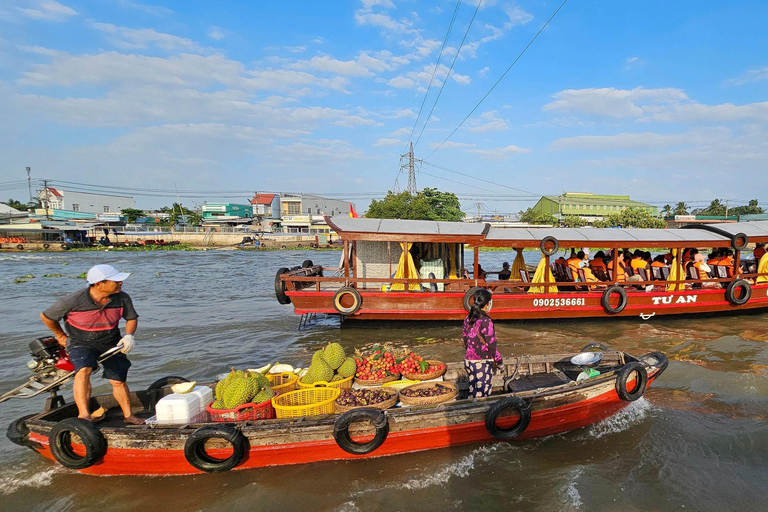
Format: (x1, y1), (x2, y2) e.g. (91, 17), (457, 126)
(275, 217), (768, 322)
(6, 347), (667, 476)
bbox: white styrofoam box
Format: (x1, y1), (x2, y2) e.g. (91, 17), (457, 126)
(189, 386), (214, 407)
(156, 393), (202, 424)
(145, 409), (208, 426)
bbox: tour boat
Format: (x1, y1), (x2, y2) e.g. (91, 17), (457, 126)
(7, 348), (667, 476)
(275, 217), (768, 322)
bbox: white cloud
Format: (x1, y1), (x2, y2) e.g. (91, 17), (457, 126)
(550, 128), (729, 151)
(387, 63), (470, 91)
(290, 55), (373, 77)
(502, 5), (534, 28)
(645, 101), (768, 123)
(725, 66), (768, 86)
(543, 87), (689, 118)
(90, 22), (204, 52)
(465, 110), (508, 132)
(429, 141), (475, 149)
(388, 76), (415, 88)
(394, 108), (415, 118)
(466, 144), (531, 159)
(18, 1), (76, 22)
(626, 56), (639, 64)
(114, 0), (173, 17)
(207, 27), (225, 41)
(360, 0), (396, 9)
(374, 138), (403, 146)
(284, 45), (307, 53)
(389, 127), (411, 136)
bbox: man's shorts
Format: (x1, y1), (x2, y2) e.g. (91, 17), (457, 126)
(68, 346), (132, 382)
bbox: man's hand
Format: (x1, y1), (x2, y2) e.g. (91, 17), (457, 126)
(117, 334), (136, 354)
(55, 333), (68, 347)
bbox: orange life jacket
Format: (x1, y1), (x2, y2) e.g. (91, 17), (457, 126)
(651, 261), (666, 268)
(589, 258), (606, 269)
(630, 258), (647, 270)
(566, 258), (582, 274)
(607, 260), (626, 282)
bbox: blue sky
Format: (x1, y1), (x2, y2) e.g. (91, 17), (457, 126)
(1, 0), (767, 213)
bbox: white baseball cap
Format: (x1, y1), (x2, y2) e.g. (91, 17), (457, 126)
(87, 264), (132, 284)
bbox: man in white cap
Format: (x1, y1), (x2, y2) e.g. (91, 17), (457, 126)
(40, 264), (143, 424)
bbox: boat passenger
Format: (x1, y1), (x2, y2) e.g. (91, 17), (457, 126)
(567, 251), (586, 275)
(754, 243), (766, 261)
(462, 289), (503, 399)
(630, 250), (648, 271)
(693, 253), (719, 288)
(39, 264), (144, 425)
(589, 251), (607, 270)
(651, 255), (667, 268)
(663, 252), (674, 265)
(498, 262), (511, 281)
(607, 252), (627, 282)
(715, 249), (736, 277)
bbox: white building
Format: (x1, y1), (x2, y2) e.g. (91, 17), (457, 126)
(38, 187), (135, 214)
(279, 193), (354, 233)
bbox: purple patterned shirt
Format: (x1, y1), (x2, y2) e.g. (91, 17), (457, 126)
(462, 316), (503, 362)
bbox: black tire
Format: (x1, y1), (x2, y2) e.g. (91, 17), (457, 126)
(6, 414), (38, 449)
(43, 243), (50, 250)
(333, 286), (362, 315)
(184, 425), (247, 473)
(16, 244), (23, 250)
(731, 232), (749, 251)
(725, 279), (751, 306)
(281, 245), (287, 250)
(275, 267), (291, 305)
(333, 409), (389, 455)
(302, 259), (314, 268)
(485, 396), (531, 441)
(540, 236), (559, 256)
(601, 286), (628, 314)
(463, 286), (484, 312)
(61, 243), (70, 250)
(581, 343), (608, 353)
(639, 351), (669, 375)
(147, 376), (190, 391)
(615, 362), (648, 402)
(48, 418), (106, 470)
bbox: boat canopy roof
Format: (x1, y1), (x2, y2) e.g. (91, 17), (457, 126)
(328, 216), (768, 248)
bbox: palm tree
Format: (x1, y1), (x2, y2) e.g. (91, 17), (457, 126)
(661, 204), (672, 218)
(673, 202), (689, 216)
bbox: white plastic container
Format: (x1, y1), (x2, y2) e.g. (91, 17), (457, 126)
(155, 393), (202, 424)
(189, 386), (214, 407)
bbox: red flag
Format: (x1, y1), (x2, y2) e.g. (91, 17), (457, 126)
(349, 203), (359, 218)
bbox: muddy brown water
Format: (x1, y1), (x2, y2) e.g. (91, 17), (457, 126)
(1, 250), (767, 511)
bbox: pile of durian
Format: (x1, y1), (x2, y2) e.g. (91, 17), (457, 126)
(301, 342), (356, 384)
(210, 368), (275, 410)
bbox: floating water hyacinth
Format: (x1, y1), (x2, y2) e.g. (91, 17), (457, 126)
(42, 274), (64, 278)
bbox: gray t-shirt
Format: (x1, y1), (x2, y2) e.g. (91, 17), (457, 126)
(43, 287), (138, 352)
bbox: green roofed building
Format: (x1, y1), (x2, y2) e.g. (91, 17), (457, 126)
(532, 193), (658, 221)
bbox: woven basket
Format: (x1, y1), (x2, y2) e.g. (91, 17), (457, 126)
(401, 360), (447, 381)
(381, 379), (420, 391)
(206, 399), (275, 422)
(354, 373), (400, 387)
(272, 387), (340, 418)
(399, 381), (458, 406)
(335, 388), (399, 413)
(266, 372), (299, 395)
(297, 373), (354, 390)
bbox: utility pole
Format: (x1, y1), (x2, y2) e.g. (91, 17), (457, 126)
(26, 167), (32, 204)
(399, 142), (421, 195)
(725, 199), (729, 220)
(42, 179), (50, 220)
(474, 201), (484, 222)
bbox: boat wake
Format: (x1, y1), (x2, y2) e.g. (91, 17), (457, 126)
(0, 462), (65, 496)
(581, 398), (656, 440)
(557, 466), (584, 510)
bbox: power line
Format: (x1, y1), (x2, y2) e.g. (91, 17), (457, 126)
(414, 0), (483, 149)
(427, 0), (570, 158)
(421, 160), (541, 196)
(405, 0), (462, 149)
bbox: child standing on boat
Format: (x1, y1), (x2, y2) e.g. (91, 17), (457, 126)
(462, 289), (503, 398)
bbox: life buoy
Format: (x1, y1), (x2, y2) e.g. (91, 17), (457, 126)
(333, 409), (389, 455)
(485, 396), (531, 441)
(6, 414), (38, 449)
(731, 232), (749, 251)
(275, 267), (291, 305)
(581, 343), (608, 353)
(540, 236), (559, 256)
(43, 243), (50, 249)
(601, 286), (627, 314)
(333, 287), (362, 315)
(184, 425), (247, 473)
(302, 259), (314, 268)
(49, 418), (107, 469)
(463, 286), (483, 312)
(725, 279), (751, 306)
(615, 362), (648, 401)
(639, 351), (669, 375)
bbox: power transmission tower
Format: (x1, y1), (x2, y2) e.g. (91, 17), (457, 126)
(473, 201), (484, 222)
(399, 142), (422, 194)
(26, 167), (32, 204)
(42, 179), (50, 220)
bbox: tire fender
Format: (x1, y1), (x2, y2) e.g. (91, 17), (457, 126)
(725, 279), (751, 306)
(639, 351), (669, 375)
(275, 267), (291, 305)
(302, 259), (314, 268)
(184, 425), (247, 473)
(540, 236), (559, 256)
(6, 414), (39, 449)
(615, 362), (648, 401)
(333, 286), (362, 315)
(463, 286), (484, 312)
(485, 396), (531, 441)
(147, 376), (190, 409)
(731, 232), (749, 251)
(581, 343), (608, 352)
(16, 244), (23, 250)
(48, 418), (106, 470)
(333, 409), (389, 455)
(43, 243), (50, 250)
(601, 286), (628, 314)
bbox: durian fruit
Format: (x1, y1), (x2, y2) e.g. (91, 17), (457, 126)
(243, 372), (260, 403)
(210, 400), (226, 410)
(303, 359), (333, 384)
(171, 381), (197, 394)
(337, 357), (356, 378)
(269, 363), (294, 374)
(224, 375), (250, 409)
(252, 387), (275, 404)
(215, 368), (239, 400)
(331, 374), (343, 382)
(322, 343), (346, 370)
(311, 350), (324, 365)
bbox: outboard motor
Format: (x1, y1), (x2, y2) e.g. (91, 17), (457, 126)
(26, 337), (74, 373)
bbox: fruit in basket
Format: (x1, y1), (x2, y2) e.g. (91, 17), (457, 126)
(355, 349), (400, 381)
(171, 381), (196, 394)
(215, 368), (239, 400)
(252, 386), (275, 404)
(304, 359), (334, 384)
(336, 388), (392, 407)
(224, 376), (250, 409)
(337, 357), (356, 378)
(312, 350), (324, 365)
(401, 384), (453, 397)
(322, 342), (346, 369)
(269, 363), (294, 374)
(210, 400), (226, 410)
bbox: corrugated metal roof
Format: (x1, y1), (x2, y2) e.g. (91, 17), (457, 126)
(328, 216), (488, 236)
(699, 220), (768, 238)
(486, 227), (729, 243)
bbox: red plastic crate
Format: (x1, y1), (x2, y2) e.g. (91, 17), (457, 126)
(206, 399), (275, 422)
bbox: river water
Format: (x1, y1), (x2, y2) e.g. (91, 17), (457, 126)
(1, 249), (767, 511)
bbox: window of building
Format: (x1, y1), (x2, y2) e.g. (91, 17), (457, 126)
(103, 206), (110, 212)
(286, 203), (300, 215)
(72, 204), (80, 212)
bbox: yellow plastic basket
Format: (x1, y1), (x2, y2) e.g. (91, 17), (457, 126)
(382, 379), (420, 391)
(272, 387), (340, 418)
(297, 373), (354, 390)
(266, 372), (299, 395)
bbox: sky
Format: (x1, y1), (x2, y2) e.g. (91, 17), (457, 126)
(1, 0), (767, 214)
